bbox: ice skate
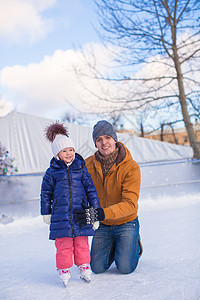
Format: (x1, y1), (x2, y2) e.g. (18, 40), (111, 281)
(57, 268), (71, 287)
(78, 263), (92, 283)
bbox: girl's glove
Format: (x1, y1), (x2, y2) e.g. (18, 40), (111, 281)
(74, 207), (105, 228)
(43, 214), (51, 225)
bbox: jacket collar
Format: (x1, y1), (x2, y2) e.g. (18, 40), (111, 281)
(116, 142), (126, 165)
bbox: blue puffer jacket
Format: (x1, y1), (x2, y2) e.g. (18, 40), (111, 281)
(40, 153), (100, 240)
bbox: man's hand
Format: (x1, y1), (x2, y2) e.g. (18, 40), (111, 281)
(73, 207), (105, 228)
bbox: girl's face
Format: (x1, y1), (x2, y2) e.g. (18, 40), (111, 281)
(95, 135), (116, 156)
(58, 147), (75, 164)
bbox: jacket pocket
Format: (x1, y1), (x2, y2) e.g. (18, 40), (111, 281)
(52, 198), (59, 215)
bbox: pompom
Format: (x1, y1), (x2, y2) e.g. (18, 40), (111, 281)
(45, 122), (69, 142)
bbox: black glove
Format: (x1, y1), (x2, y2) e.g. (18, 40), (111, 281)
(74, 207), (105, 228)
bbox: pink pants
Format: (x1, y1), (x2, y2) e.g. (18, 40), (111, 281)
(55, 236), (90, 269)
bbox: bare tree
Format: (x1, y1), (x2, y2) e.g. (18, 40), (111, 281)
(87, 0), (200, 157)
(61, 112), (85, 125)
(159, 122), (178, 143)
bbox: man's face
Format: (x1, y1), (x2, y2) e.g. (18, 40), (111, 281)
(95, 135), (116, 156)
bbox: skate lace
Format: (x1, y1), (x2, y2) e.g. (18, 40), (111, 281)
(57, 268), (70, 275)
(61, 269), (70, 274)
(57, 268), (71, 281)
(78, 264), (91, 274)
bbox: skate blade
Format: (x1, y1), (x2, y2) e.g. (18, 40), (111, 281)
(62, 280), (68, 287)
(80, 276), (91, 283)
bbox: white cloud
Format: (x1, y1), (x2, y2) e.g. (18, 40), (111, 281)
(1, 37), (199, 123)
(0, 0), (56, 44)
(0, 43), (117, 119)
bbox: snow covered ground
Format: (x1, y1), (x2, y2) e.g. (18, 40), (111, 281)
(0, 191), (200, 300)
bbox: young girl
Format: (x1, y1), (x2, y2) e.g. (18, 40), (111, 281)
(40, 123), (100, 287)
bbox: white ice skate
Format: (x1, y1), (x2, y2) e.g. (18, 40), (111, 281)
(78, 263), (92, 283)
(57, 268), (71, 287)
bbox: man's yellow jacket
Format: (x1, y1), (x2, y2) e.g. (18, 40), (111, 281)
(85, 142), (141, 226)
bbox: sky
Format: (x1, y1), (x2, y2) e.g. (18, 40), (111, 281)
(0, 1), (199, 131)
(0, 0), (105, 122)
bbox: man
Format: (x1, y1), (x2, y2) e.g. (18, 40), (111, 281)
(74, 120), (142, 274)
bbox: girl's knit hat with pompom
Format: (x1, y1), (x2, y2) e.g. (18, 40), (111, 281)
(45, 122), (75, 157)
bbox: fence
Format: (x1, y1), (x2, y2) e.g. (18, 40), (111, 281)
(0, 159), (200, 217)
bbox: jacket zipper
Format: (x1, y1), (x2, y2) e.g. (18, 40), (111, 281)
(67, 167), (74, 237)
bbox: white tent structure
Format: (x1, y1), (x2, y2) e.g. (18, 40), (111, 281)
(0, 111), (194, 175)
(1, 111), (199, 205)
